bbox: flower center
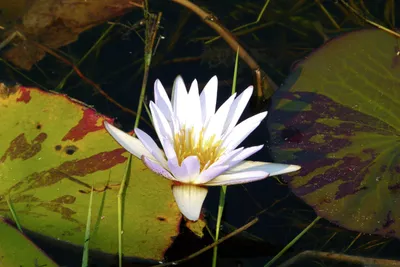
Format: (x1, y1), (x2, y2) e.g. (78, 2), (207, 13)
(173, 127), (223, 171)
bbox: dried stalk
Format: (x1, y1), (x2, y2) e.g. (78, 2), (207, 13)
(279, 250), (400, 267)
(171, 0), (278, 102)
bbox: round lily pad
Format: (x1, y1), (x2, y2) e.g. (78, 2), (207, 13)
(0, 84), (181, 260)
(267, 29), (400, 238)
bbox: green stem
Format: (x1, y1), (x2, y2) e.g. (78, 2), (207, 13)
(81, 184), (94, 267)
(117, 12), (162, 267)
(212, 186), (227, 267)
(212, 47), (240, 267)
(55, 24), (115, 91)
(117, 156), (132, 267)
(6, 196), (23, 233)
(264, 216), (321, 267)
(205, 0), (271, 44)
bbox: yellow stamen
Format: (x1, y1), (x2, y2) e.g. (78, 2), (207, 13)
(173, 127), (224, 171)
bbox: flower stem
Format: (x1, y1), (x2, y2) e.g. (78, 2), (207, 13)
(212, 186), (227, 267)
(212, 47), (240, 267)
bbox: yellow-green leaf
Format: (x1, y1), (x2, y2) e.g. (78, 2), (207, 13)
(0, 84), (182, 260)
(0, 218), (58, 267)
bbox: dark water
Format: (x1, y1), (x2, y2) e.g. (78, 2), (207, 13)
(1, 0), (399, 266)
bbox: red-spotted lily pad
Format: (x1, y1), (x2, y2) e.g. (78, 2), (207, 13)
(0, 218), (58, 266)
(0, 84), (181, 260)
(267, 29), (400, 238)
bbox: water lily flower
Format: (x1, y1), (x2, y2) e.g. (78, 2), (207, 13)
(104, 76), (300, 221)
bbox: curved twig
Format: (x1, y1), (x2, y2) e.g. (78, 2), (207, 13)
(171, 0), (277, 101)
(278, 250), (400, 267)
(153, 217), (259, 267)
(32, 40), (152, 127)
(0, 30), (152, 127)
(339, 0), (400, 38)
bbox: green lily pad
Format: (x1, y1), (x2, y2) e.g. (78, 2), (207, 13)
(0, 218), (58, 266)
(0, 84), (181, 260)
(267, 29), (400, 238)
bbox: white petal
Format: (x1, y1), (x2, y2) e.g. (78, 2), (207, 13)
(221, 111), (268, 152)
(203, 93), (236, 142)
(195, 147), (248, 184)
(168, 155), (200, 183)
(200, 76), (218, 124)
(211, 147), (244, 167)
(150, 102), (173, 143)
(134, 128), (168, 168)
(223, 86), (253, 135)
(204, 161), (268, 186)
(172, 184), (208, 221)
(154, 79), (174, 127)
(160, 137), (178, 164)
(141, 155), (175, 180)
(205, 160), (300, 186)
(171, 76), (188, 127)
(195, 164), (230, 184)
(104, 122), (155, 161)
(228, 145), (264, 168)
(263, 162), (301, 176)
(187, 79), (202, 132)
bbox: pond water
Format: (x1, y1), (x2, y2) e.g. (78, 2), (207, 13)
(0, 1), (399, 266)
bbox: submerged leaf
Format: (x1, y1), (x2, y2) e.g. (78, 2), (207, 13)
(267, 29), (400, 238)
(0, 84), (182, 260)
(1, 0), (143, 69)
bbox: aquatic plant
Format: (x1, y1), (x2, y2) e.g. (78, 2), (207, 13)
(105, 76), (300, 220)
